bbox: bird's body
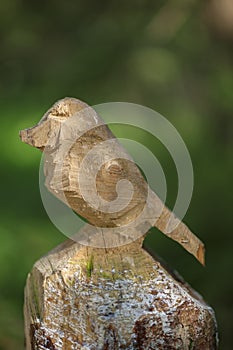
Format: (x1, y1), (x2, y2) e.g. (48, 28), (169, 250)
(20, 97), (205, 264)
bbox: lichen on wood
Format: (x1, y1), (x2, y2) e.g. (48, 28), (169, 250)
(24, 238), (218, 349)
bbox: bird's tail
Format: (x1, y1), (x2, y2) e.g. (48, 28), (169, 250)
(154, 203), (205, 265)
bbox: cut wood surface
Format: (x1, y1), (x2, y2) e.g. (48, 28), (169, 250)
(20, 97), (204, 264)
(24, 238), (218, 349)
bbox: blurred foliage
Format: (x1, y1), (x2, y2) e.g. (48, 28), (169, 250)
(0, 0), (232, 349)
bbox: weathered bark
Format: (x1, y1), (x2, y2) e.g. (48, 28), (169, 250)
(24, 238), (218, 349)
(20, 97), (204, 264)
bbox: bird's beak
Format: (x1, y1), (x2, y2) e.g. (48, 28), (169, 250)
(19, 120), (50, 151)
(20, 128), (33, 146)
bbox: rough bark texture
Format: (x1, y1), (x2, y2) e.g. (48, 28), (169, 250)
(24, 238), (218, 350)
(20, 97), (204, 264)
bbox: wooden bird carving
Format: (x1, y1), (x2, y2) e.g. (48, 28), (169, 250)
(20, 97), (205, 264)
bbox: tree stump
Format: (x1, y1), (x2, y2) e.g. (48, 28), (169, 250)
(24, 237), (218, 349)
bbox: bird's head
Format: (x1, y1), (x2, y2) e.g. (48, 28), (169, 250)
(20, 97), (90, 150)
